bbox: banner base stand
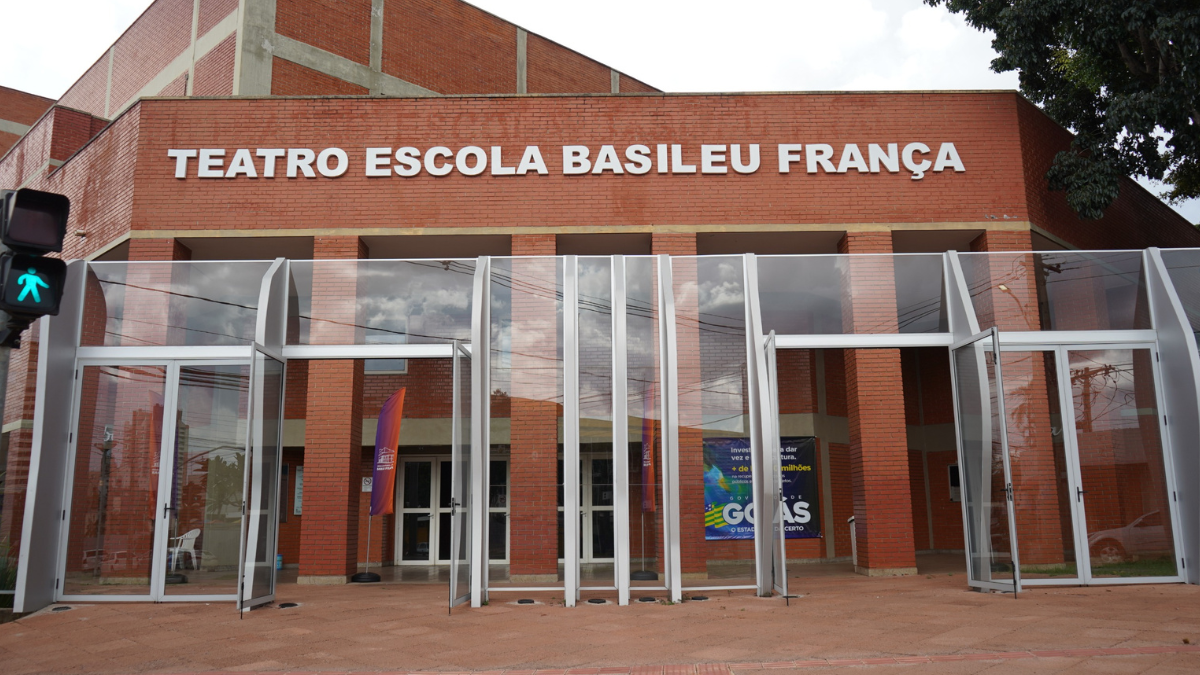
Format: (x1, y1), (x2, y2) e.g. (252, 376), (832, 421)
(350, 572), (381, 583)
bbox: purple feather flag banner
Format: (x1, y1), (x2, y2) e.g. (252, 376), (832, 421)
(369, 388), (406, 516)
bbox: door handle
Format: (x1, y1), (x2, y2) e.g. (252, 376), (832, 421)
(162, 503), (174, 518)
(1077, 487), (1087, 502)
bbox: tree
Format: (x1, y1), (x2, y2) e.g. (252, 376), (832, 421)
(927, 1), (1200, 220)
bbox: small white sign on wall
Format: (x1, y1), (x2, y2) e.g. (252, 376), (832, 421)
(362, 477), (373, 492)
(294, 466), (304, 516)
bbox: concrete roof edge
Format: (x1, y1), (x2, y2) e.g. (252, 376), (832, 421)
(138, 89), (1022, 104)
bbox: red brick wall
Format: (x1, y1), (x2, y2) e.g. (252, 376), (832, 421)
(298, 237), (370, 578)
(619, 75), (658, 94)
(57, 57), (110, 119)
(158, 73), (188, 97)
(381, 0), (516, 95)
(109, 0), (193, 112)
(0, 131), (20, 158)
(48, 107), (106, 164)
(198, 0), (238, 37)
(277, 0), (373, 66)
(1015, 98), (1195, 249)
(526, 34), (611, 94)
(278, 449), (304, 565)
(0, 86), (55, 126)
(272, 58), (371, 96)
(193, 34), (236, 97)
(130, 93), (1057, 237)
(0, 107), (137, 261)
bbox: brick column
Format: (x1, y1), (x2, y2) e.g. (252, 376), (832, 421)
(970, 230), (1069, 568)
(298, 236), (368, 584)
(840, 232), (917, 576)
(506, 234), (560, 581)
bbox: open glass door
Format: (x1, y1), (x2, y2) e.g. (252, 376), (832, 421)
(765, 332), (787, 597)
(950, 328), (1021, 594)
(239, 351), (285, 611)
(449, 341), (473, 608)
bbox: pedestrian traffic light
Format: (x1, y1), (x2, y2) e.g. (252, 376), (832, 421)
(0, 188), (71, 348)
(1, 188), (69, 253)
(0, 254), (67, 316)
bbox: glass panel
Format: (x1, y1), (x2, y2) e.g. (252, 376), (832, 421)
(579, 257), (614, 579)
(627, 256), (665, 587)
(490, 257), (564, 586)
(959, 251), (1149, 332)
(438, 512), (452, 562)
(244, 354), (283, 603)
(64, 365), (166, 596)
(674, 256), (757, 587)
(952, 339), (1016, 590)
(403, 462), (431, 509)
(165, 364), (250, 597)
(82, 262), (271, 346)
(592, 511), (615, 559)
(288, 259), (476, 346)
(451, 346), (472, 603)
(1159, 249), (1200, 342)
(402, 513), (431, 561)
(591, 459), (614, 507)
(439, 461), (452, 509)
(489, 461), (507, 507)
(1071, 349), (1177, 579)
(1001, 351), (1079, 580)
(757, 254), (945, 335)
(489, 512), (507, 561)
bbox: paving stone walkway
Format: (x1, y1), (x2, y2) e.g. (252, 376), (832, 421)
(3, 569), (1200, 674)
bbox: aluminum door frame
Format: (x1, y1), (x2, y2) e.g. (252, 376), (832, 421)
(57, 357), (253, 604)
(948, 328), (1022, 594)
(1009, 341), (1186, 587)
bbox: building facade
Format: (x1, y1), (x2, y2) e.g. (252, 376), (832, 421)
(3, 0), (1200, 613)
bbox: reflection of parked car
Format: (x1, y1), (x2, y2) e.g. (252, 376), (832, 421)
(82, 550), (102, 571)
(1088, 511), (1170, 564)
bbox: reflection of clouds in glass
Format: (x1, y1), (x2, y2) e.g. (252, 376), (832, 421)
(90, 262), (270, 347)
(291, 260), (475, 345)
(579, 259), (613, 423)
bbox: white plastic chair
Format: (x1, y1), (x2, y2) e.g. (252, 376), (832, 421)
(171, 529), (201, 571)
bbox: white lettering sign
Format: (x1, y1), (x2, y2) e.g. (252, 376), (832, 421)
(167, 143), (965, 181)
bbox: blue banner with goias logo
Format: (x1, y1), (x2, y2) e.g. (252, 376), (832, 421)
(703, 436), (820, 540)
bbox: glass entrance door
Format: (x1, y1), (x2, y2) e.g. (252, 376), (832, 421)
(1065, 347), (1181, 583)
(61, 360), (264, 603)
(764, 332), (787, 597)
(239, 352), (285, 610)
(449, 342), (472, 608)
(995, 344), (1182, 586)
(950, 330), (1021, 593)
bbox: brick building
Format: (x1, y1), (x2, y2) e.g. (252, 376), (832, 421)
(3, 0), (1200, 613)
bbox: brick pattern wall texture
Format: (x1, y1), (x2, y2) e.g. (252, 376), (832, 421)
(839, 232), (917, 572)
(382, 0), (516, 95)
(526, 33), (611, 95)
(120, 93), (1197, 247)
(109, 0), (193, 113)
(0, 86), (56, 126)
(192, 34), (236, 97)
(298, 236), (370, 578)
(277, 0), (373, 66)
(158, 73), (189, 98)
(56, 57), (110, 119)
(198, 0), (239, 37)
(1015, 98), (1189, 251)
(272, 58), (371, 96)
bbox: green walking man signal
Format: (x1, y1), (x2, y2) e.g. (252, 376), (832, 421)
(17, 268), (49, 303)
(0, 188), (71, 348)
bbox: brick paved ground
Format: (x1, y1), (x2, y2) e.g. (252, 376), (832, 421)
(2, 565), (1199, 674)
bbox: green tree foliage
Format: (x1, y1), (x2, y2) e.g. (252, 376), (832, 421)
(927, 1), (1200, 219)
